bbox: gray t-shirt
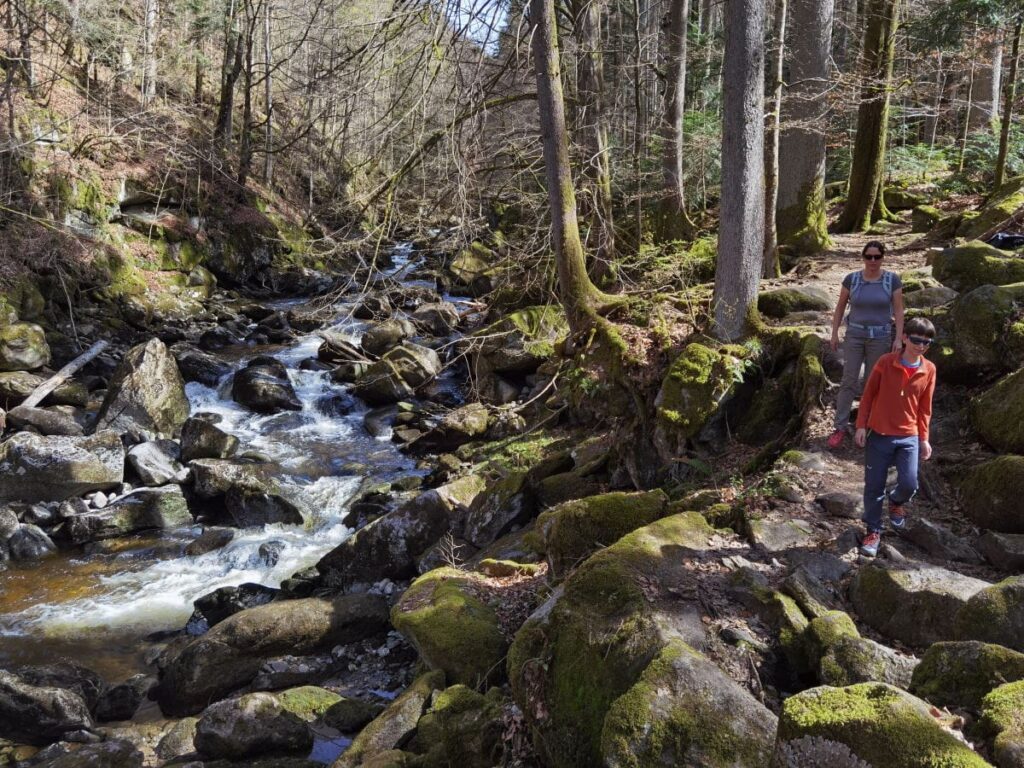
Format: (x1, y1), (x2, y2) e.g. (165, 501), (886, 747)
(842, 270), (901, 335)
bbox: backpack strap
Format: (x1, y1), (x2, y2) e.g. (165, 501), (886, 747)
(849, 271), (862, 296)
(882, 271), (894, 299)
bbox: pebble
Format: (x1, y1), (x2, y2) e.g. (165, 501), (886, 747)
(89, 492), (108, 509)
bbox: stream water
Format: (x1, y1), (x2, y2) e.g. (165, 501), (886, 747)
(0, 245), (465, 686)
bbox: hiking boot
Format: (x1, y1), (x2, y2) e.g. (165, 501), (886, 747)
(890, 504), (907, 530)
(827, 429), (848, 450)
(859, 531), (881, 557)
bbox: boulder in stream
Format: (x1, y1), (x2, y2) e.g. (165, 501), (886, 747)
(195, 692), (313, 760)
(7, 523), (57, 560)
(64, 486), (192, 543)
(361, 318), (414, 357)
(155, 593), (389, 716)
(180, 416), (239, 462)
(126, 440), (188, 486)
(186, 583), (279, 635)
(0, 669), (95, 745)
(171, 344), (233, 386)
(0, 322), (50, 372)
(232, 357), (302, 413)
(0, 430), (124, 503)
(93, 338), (190, 437)
(6, 405), (84, 436)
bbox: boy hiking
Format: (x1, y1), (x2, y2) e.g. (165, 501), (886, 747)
(853, 317), (937, 557)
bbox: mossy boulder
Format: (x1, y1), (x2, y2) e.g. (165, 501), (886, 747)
(507, 512), (718, 768)
(758, 286), (832, 319)
(772, 683), (991, 768)
(980, 681), (1024, 768)
(600, 640), (777, 767)
(960, 457), (1024, 534)
(391, 567), (507, 687)
(737, 373), (796, 445)
(943, 283), (1024, 380)
(954, 577), (1024, 652)
(408, 685), (506, 768)
(805, 611), (860, 666)
(0, 430), (124, 503)
(462, 470), (532, 548)
(909, 641), (1024, 709)
(194, 692), (313, 760)
(535, 490), (669, 579)
(332, 671), (444, 768)
(653, 343), (748, 459)
(0, 322), (49, 372)
(448, 241), (499, 296)
(884, 187), (927, 211)
(959, 176), (1024, 241)
(971, 371), (1024, 453)
(467, 305), (568, 378)
(912, 205), (944, 233)
(93, 338), (190, 437)
(321, 697), (385, 733)
(932, 241), (1024, 292)
(850, 562), (991, 648)
(275, 686), (343, 722)
(819, 636), (918, 689)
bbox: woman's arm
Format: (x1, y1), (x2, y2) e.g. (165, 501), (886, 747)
(830, 286), (850, 352)
(891, 288), (904, 353)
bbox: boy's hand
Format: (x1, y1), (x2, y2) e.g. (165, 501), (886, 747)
(854, 428), (867, 448)
(921, 440), (932, 461)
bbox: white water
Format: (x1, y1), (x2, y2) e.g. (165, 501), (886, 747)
(0, 270), (425, 642)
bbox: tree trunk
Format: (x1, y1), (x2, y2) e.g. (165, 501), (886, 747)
(969, 32), (1002, 132)
(763, 0), (786, 278)
(924, 52), (944, 147)
(995, 17), (1023, 189)
(530, 0), (607, 334)
(237, 0), (255, 185)
(573, 0), (616, 282)
(262, 0), (273, 183)
(777, 0), (834, 252)
(714, 0), (766, 341)
(141, 0), (158, 107)
(13, 1), (34, 93)
(833, 0), (899, 233)
(215, 0), (243, 145)
(655, 0), (696, 244)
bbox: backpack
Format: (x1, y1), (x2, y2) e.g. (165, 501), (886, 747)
(849, 270), (894, 303)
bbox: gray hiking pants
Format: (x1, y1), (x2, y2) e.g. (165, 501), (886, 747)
(834, 333), (891, 430)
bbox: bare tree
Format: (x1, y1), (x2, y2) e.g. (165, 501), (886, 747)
(714, 0), (766, 341)
(834, 0), (900, 233)
(763, 0), (786, 277)
(776, 0), (834, 252)
(654, 0), (696, 244)
(141, 0), (159, 106)
(995, 15), (1022, 189)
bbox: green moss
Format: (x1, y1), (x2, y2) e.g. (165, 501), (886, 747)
(477, 558), (540, 578)
(806, 611), (861, 665)
(779, 683), (991, 767)
(777, 177), (833, 259)
(959, 176), (1024, 240)
(600, 641), (773, 767)
(391, 567), (508, 687)
(275, 686), (342, 722)
(819, 636), (907, 688)
(737, 373), (795, 445)
(757, 287), (832, 319)
(971, 369), (1024, 453)
(912, 205), (944, 234)
(537, 490), (669, 578)
(656, 343), (747, 439)
(932, 241), (1024, 292)
(910, 641), (1024, 708)
(955, 577), (1024, 651)
(410, 685), (505, 768)
(979, 680), (1024, 759)
(959, 458), (1024, 535)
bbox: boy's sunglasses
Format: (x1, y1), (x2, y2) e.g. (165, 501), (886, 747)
(907, 335), (933, 346)
(863, 253), (884, 260)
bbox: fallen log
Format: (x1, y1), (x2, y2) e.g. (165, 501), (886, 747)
(21, 340), (107, 409)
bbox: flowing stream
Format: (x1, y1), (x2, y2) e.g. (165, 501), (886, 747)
(0, 244), (461, 685)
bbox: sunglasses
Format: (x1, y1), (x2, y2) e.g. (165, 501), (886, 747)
(907, 335), (933, 346)
(863, 253), (884, 260)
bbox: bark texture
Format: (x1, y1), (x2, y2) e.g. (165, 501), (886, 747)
(968, 34), (1002, 132)
(531, 0), (605, 334)
(714, 0), (766, 341)
(776, 0), (834, 253)
(654, 0), (696, 244)
(834, 0), (900, 233)
(995, 18), (1022, 189)
(763, 0), (787, 277)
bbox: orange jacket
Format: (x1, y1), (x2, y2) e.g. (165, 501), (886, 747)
(856, 352), (936, 442)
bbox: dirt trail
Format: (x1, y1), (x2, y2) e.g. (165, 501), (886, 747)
(750, 216), (999, 584)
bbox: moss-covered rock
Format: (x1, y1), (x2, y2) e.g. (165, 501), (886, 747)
(912, 205), (944, 233)
(0, 322), (49, 372)
(391, 567), (507, 687)
(408, 685), (505, 768)
(979, 680), (1024, 768)
(320, 697), (385, 733)
(448, 241), (499, 296)
(909, 641), (1024, 709)
(884, 188), (927, 211)
(654, 343), (748, 459)
(468, 305), (568, 376)
(959, 176), (1024, 241)
(194, 692), (313, 760)
(275, 686), (344, 722)
(737, 373), (796, 445)
(94, 337), (190, 437)
(955, 577), (1024, 652)
(960, 457), (1024, 534)
(819, 636), (918, 689)
(850, 562), (990, 648)
(805, 611), (860, 666)
(772, 683), (991, 767)
(943, 283), (1024, 380)
(600, 640), (777, 767)
(905, 285), (958, 309)
(333, 671), (445, 768)
(758, 286), (832, 319)
(971, 371), (1024, 453)
(932, 241), (1024, 292)
(536, 490), (669, 579)
(507, 512), (719, 768)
